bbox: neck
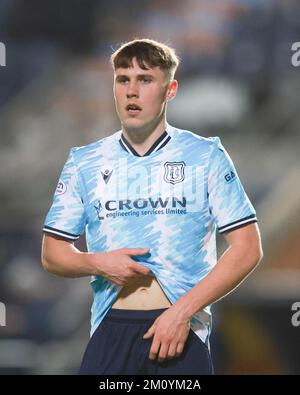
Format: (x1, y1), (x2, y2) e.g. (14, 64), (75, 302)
(122, 114), (167, 156)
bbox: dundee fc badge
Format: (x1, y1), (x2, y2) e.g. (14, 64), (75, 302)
(164, 161), (185, 184)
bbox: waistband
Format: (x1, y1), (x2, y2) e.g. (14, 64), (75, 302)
(104, 307), (169, 323)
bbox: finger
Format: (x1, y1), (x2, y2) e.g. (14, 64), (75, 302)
(124, 248), (150, 256)
(143, 325), (155, 339)
(157, 343), (169, 363)
(149, 338), (161, 360)
(131, 261), (151, 275)
(167, 342), (177, 359)
(176, 342), (184, 357)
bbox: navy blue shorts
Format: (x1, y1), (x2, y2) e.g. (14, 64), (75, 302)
(79, 308), (214, 375)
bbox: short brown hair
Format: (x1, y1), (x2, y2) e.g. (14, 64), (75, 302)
(111, 38), (179, 80)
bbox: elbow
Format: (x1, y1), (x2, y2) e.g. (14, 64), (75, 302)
(257, 239), (264, 262)
(251, 243), (263, 269)
(41, 250), (55, 274)
(41, 254), (51, 272)
(258, 246), (264, 263)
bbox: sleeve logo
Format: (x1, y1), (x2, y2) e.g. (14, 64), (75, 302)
(224, 170), (236, 183)
(55, 180), (67, 195)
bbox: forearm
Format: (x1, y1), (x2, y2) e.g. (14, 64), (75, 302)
(41, 235), (97, 278)
(42, 235), (151, 282)
(174, 242), (262, 320)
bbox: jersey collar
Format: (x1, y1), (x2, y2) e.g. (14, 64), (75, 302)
(119, 130), (171, 157)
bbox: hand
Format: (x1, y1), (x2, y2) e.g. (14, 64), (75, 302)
(143, 306), (191, 363)
(92, 247), (151, 285)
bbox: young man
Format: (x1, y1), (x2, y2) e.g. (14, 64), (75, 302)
(41, 39), (263, 375)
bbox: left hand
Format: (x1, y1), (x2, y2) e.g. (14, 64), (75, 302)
(143, 306), (191, 363)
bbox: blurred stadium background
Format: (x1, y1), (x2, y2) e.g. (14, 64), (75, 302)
(0, 0), (300, 374)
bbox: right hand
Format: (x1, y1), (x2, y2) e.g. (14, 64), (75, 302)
(91, 247), (151, 285)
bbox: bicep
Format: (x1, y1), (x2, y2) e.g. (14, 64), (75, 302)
(42, 233), (74, 258)
(223, 222), (262, 250)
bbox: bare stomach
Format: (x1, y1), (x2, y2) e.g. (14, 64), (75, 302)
(112, 274), (172, 310)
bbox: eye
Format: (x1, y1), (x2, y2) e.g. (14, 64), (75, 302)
(141, 76), (152, 84)
(116, 76), (129, 84)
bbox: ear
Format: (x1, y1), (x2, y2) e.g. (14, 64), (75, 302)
(166, 80), (178, 101)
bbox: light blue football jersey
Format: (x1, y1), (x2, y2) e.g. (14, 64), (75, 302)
(43, 124), (257, 342)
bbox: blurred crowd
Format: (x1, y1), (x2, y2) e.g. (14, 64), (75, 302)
(1, 0), (300, 107)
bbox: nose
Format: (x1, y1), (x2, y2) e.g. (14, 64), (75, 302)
(126, 81), (139, 98)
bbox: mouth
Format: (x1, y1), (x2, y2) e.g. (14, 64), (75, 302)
(126, 104), (142, 115)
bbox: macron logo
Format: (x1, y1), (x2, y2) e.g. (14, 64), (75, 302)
(101, 169), (113, 184)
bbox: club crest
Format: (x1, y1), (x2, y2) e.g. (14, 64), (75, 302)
(164, 161), (185, 184)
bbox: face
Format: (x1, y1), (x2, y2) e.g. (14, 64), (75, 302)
(113, 57), (177, 134)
